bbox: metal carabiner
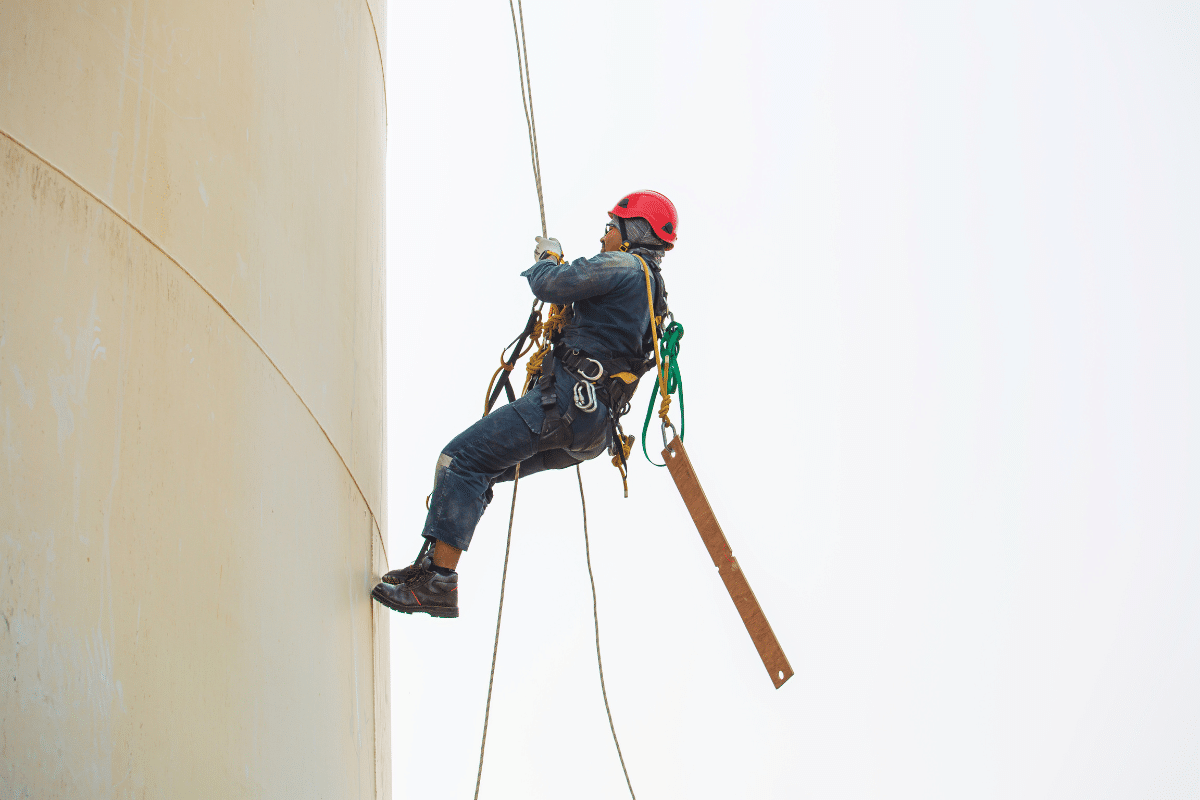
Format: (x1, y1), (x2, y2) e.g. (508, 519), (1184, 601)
(576, 357), (604, 382)
(661, 419), (679, 451)
(574, 380), (598, 413)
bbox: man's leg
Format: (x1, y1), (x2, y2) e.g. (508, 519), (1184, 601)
(419, 402), (541, 551)
(432, 539), (461, 571)
(372, 367), (611, 616)
(425, 439), (606, 572)
(372, 402), (539, 617)
(492, 441), (604, 483)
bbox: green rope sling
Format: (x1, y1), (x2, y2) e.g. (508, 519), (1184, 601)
(641, 320), (685, 466)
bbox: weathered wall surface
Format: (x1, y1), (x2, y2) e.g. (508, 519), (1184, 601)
(0, 1), (390, 797)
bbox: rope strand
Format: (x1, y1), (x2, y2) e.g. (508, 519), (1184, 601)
(475, 6), (635, 798)
(508, 0), (547, 237)
(578, 466), (637, 799)
(474, 465), (521, 800)
(476, 7), (542, 770)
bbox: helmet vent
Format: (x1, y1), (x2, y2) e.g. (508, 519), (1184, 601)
(662, 222), (674, 234)
(618, 198), (630, 208)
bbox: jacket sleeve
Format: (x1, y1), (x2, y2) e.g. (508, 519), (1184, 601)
(521, 253), (631, 304)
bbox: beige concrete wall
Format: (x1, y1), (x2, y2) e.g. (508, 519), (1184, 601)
(0, 1), (390, 797)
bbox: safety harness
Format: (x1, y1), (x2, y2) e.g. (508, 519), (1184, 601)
(517, 251), (669, 495)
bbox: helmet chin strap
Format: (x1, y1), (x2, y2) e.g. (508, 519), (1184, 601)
(617, 217), (631, 252)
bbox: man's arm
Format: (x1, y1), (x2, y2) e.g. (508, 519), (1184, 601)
(520, 252), (631, 305)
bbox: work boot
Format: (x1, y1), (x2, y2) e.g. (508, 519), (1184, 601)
(371, 563), (459, 618)
(381, 555), (430, 585)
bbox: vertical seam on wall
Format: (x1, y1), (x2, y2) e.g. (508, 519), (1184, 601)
(370, 514), (380, 800)
(0, 127), (391, 570)
(356, 15), (383, 799)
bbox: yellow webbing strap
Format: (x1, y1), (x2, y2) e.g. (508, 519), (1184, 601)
(635, 255), (672, 425)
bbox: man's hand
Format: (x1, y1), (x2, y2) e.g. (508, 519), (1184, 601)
(534, 236), (563, 263)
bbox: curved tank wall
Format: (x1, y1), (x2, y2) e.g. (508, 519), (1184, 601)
(0, 1), (390, 797)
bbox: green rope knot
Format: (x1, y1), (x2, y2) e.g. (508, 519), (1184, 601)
(642, 320), (685, 466)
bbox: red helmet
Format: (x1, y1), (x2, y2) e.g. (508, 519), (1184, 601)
(610, 190), (678, 244)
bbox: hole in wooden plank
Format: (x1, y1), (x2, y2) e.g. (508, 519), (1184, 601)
(778, 671), (784, 680)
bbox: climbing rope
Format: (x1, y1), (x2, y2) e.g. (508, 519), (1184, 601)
(473, 464), (520, 800)
(523, 303), (569, 390)
(508, 0), (546, 238)
(474, 3), (636, 798)
(578, 467), (637, 799)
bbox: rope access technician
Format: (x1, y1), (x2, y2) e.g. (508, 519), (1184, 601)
(371, 191), (679, 618)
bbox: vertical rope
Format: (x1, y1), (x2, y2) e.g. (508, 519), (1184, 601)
(478, 14), (544, 790)
(474, 465), (521, 800)
(474, 3), (539, 757)
(508, 0), (547, 237)
(578, 466), (637, 799)
(475, 4), (636, 797)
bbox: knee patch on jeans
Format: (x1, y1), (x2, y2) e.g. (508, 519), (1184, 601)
(432, 453), (453, 489)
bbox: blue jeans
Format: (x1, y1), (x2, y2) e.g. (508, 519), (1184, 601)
(420, 362), (610, 551)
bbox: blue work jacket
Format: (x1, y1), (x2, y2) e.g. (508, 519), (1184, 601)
(521, 251), (659, 363)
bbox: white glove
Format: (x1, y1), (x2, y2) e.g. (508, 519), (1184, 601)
(534, 236), (563, 262)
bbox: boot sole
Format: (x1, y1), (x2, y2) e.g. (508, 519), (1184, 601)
(371, 585), (459, 618)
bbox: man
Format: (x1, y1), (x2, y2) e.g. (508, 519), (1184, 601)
(371, 191), (679, 618)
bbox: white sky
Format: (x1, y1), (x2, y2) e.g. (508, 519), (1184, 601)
(383, 3), (1199, 798)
